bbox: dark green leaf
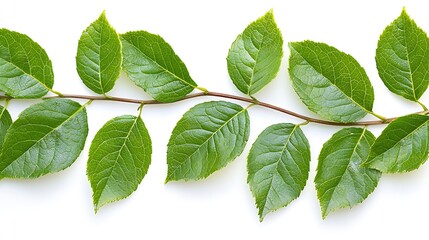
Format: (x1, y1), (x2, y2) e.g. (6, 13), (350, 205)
(0, 29), (54, 98)
(363, 114), (429, 173)
(247, 123), (310, 221)
(376, 9), (429, 101)
(288, 41), (374, 123)
(76, 11), (122, 95)
(227, 10), (283, 96)
(121, 31), (197, 102)
(0, 105), (12, 149)
(315, 128), (380, 219)
(166, 101), (250, 182)
(0, 99), (88, 178)
(87, 115), (152, 212)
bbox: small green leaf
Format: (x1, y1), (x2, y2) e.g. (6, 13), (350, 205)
(166, 101), (250, 182)
(363, 114), (429, 173)
(315, 128), (381, 219)
(87, 115), (152, 212)
(247, 123), (310, 221)
(227, 10), (283, 96)
(0, 99), (88, 178)
(0, 29), (54, 98)
(121, 31), (197, 102)
(0, 105), (12, 149)
(76, 11), (122, 95)
(288, 41), (374, 123)
(376, 9), (429, 101)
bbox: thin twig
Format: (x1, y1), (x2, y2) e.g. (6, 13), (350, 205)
(0, 92), (426, 126)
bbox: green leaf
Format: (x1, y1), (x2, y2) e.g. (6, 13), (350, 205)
(376, 9), (429, 102)
(166, 101), (250, 182)
(315, 128), (381, 219)
(0, 99), (88, 178)
(0, 105), (12, 149)
(227, 10), (283, 96)
(0, 29), (54, 98)
(121, 31), (197, 102)
(363, 114), (429, 173)
(87, 115), (152, 212)
(288, 41), (374, 123)
(247, 123), (310, 221)
(76, 11), (122, 95)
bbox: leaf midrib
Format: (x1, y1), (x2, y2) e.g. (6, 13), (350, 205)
(122, 37), (196, 89)
(0, 57), (52, 91)
(401, 16), (418, 101)
(0, 103), (85, 174)
(94, 116), (140, 207)
(368, 118), (429, 163)
(291, 45), (370, 112)
(259, 125), (298, 216)
(168, 107), (246, 179)
(246, 30), (268, 95)
(322, 129), (367, 214)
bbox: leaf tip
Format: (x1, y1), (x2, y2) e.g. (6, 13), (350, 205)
(100, 10), (107, 18)
(93, 202), (101, 214)
(401, 6), (407, 15)
(164, 176), (171, 184)
(399, 7), (412, 21)
(321, 213), (327, 220)
(266, 8), (274, 17)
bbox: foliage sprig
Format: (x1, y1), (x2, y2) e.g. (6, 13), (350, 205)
(0, 8), (428, 221)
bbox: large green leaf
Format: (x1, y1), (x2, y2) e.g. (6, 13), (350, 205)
(227, 10), (283, 96)
(376, 9), (429, 102)
(0, 105), (12, 149)
(76, 11), (122, 95)
(166, 101), (250, 182)
(121, 31), (197, 102)
(288, 41), (374, 123)
(0, 99), (88, 178)
(0, 29), (54, 98)
(247, 123), (310, 221)
(315, 128), (380, 219)
(87, 115), (152, 212)
(363, 114), (429, 173)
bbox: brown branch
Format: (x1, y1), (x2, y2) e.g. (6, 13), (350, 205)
(0, 92), (424, 126)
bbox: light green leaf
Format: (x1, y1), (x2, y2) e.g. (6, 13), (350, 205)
(315, 128), (381, 219)
(0, 29), (54, 98)
(363, 114), (429, 173)
(76, 11), (122, 95)
(247, 123), (310, 221)
(227, 10), (283, 96)
(376, 9), (429, 102)
(0, 99), (88, 178)
(166, 101), (250, 182)
(288, 41), (374, 123)
(121, 31), (197, 102)
(0, 105), (12, 149)
(87, 115), (152, 212)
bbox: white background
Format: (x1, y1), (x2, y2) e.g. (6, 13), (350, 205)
(0, 0), (428, 239)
